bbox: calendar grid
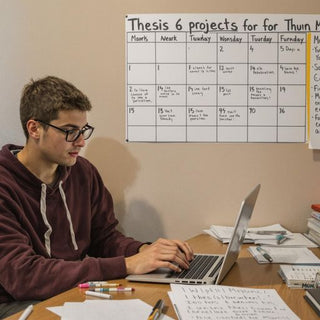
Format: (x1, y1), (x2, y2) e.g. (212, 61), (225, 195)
(126, 27), (307, 142)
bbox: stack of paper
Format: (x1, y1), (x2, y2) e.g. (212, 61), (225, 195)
(204, 223), (317, 247)
(47, 299), (173, 320)
(204, 223), (291, 243)
(168, 284), (299, 320)
(254, 232), (318, 247)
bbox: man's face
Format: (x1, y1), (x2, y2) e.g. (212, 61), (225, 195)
(38, 110), (89, 167)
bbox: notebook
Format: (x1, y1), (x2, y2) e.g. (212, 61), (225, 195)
(304, 288), (320, 316)
(126, 184), (260, 285)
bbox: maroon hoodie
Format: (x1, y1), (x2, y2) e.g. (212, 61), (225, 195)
(0, 144), (143, 302)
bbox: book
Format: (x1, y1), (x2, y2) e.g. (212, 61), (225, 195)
(311, 211), (320, 221)
(278, 265), (320, 288)
(308, 218), (320, 234)
(308, 229), (320, 245)
(312, 204), (320, 213)
(305, 231), (320, 246)
(306, 208), (320, 245)
(304, 288), (320, 316)
(309, 217), (320, 227)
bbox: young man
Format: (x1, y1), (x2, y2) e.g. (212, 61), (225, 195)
(0, 76), (193, 317)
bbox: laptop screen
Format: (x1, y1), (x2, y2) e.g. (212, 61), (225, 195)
(215, 184), (261, 284)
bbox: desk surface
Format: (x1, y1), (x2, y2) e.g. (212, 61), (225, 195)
(5, 234), (320, 320)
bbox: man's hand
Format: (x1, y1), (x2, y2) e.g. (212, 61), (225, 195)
(125, 238), (194, 275)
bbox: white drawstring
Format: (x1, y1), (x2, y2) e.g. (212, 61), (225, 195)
(39, 182), (79, 256)
(59, 181), (78, 251)
(40, 183), (53, 257)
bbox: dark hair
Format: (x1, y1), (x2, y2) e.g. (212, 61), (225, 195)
(20, 76), (92, 138)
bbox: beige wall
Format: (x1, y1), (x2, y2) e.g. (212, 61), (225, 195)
(1, 0), (320, 242)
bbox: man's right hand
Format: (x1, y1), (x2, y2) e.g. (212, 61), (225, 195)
(125, 238), (194, 275)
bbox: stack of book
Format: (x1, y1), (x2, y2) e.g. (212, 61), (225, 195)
(305, 204), (320, 246)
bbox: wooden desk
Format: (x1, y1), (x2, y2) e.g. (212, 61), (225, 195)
(5, 234), (320, 320)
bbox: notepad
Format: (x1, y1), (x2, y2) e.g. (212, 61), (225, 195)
(248, 246), (320, 264)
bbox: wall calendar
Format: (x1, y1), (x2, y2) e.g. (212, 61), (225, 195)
(125, 14), (320, 148)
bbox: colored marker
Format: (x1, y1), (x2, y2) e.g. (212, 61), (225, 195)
(91, 287), (135, 292)
(78, 282), (120, 288)
(85, 290), (112, 299)
(256, 246), (273, 263)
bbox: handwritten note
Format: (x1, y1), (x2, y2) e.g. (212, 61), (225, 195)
(309, 33), (320, 148)
(169, 284), (299, 320)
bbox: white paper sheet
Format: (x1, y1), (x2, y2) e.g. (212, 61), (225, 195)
(47, 299), (173, 320)
(169, 284), (300, 320)
(204, 223), (291, 243)
(248, 246), (320, 264)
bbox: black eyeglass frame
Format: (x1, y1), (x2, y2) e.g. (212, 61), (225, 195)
(34, 119), (94, 142)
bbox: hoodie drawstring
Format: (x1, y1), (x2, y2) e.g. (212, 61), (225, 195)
(40, 184), (53, 257)
(58, 181), (78, 251)
(40, 182), (79, 257)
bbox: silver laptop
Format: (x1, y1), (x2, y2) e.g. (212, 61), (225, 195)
(126, 184), (260, 285)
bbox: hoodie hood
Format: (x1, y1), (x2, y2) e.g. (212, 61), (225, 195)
(0, 144), (71, 192)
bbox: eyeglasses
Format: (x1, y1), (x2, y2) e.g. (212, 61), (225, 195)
(35, 119), (94, 142)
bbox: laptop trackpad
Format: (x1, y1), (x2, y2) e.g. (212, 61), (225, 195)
(148, 267), (173, 278)
(126, 268), (173, 283)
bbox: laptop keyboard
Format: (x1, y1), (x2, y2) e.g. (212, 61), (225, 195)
(170, 254), (223, 280)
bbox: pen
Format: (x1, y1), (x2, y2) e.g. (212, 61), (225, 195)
(248, 230), (287, 235)
(78, 282), (120, 288)
(18, 304), (33, 320)
(256, 246), (273, 263)
(148, 299), (164, 320)
(91, 287), (135, 292)
(85, 290), (112, 299)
